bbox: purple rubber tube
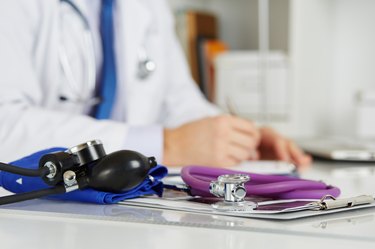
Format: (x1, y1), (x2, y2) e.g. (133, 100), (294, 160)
(181, 166), (340, 199)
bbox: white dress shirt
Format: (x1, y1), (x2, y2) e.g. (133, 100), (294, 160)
(0, 0), (219, 162)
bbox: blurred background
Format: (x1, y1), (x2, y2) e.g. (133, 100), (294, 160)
(167, 0), (375, 140)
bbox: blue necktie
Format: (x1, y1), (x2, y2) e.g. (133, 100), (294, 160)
(94, 0), (117, 119)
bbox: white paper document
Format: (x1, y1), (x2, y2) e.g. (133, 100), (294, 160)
(167, 161), (296, 176)
(120, 189), (375, 220)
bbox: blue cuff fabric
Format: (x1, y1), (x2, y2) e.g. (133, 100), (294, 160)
(0, 148), (168, 204)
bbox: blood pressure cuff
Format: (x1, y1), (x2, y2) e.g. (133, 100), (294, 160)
(0, 148), (168, 204)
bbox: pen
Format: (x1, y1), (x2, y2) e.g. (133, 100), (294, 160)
(226, 97), (261, 161)
(226, 97), (239, 116)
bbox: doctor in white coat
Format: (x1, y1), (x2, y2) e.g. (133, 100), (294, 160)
(0, 0), (311, 167)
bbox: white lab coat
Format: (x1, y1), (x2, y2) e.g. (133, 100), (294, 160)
(0, 0), (219, 162)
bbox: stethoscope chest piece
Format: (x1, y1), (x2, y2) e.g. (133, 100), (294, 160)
(137, 47), (156, 80)
(210, 174), (257, 213)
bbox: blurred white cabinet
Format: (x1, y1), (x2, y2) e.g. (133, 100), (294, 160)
(215, 51), (289, 122)
(168, 0), (375, 138)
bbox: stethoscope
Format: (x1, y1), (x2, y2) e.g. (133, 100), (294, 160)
(59, 0), (156, 106)
(179, 166), (341, 212)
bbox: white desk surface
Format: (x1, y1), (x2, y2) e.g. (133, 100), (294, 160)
(1, 160), (375, 249)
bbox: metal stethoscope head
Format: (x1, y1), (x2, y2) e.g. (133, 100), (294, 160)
(137, 46), (157, 80)
(59, 0), (156, 107)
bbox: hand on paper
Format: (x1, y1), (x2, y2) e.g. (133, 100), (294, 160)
(162, 116), (311, 168)
(258, 126), (312, 168)
(163, 115), (260, 167)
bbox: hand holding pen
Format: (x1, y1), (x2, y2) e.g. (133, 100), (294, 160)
(226, 98), (312, 168)
(162, 99), (311, 168)
(163, 114), (261, 168)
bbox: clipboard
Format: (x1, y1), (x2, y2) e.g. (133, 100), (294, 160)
(119, 189), (375, 220)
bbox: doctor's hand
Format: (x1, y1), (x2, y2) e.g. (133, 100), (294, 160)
(163, 115), (261, 167)
(257, 126), (312, 168)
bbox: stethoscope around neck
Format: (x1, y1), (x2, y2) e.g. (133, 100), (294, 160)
(59, 0), (156, 107)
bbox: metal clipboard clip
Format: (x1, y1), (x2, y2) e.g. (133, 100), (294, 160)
(310, 195), (375, 211)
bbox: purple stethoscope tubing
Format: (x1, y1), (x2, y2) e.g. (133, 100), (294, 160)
(181, 166), (340, 199)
